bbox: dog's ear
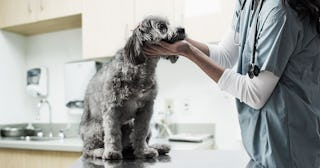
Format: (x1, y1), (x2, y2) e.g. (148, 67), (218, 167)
(124, 33), (146, 65)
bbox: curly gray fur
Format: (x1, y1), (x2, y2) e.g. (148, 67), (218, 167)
(80, 16), (186, 160)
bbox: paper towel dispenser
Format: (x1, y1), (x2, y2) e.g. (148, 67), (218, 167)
(26, 67), (48, 98)
(64, 60), (102, 108)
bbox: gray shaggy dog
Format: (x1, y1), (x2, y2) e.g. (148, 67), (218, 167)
(80, 16), (186, 160)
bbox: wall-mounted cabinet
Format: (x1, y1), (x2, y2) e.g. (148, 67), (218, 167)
(181, 0), (235, 43)
(82, 0), (183, 59)
(0, 0), (234, 58)
(133, 0), (182, 25)
(0, 0), (82, 35)
(0, 0), (38, 28)
(82, 0), (133, 59)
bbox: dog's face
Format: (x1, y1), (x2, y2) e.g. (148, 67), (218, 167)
(124, 16), (186, 65)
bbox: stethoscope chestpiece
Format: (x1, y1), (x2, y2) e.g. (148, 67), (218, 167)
(248, 63), (261, 79)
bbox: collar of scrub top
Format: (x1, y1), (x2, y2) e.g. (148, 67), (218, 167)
(234, 0), (264, 79)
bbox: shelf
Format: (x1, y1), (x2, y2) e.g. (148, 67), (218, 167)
(1, 14), (81, 36)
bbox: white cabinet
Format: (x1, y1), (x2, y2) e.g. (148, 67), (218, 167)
(82, 0), (183, 59)
(133, 0), (181, 25)
(82, 0), (133, 59)
(0, 0), (38, 28)
(37, 0), (82, 21)
(181, 0), (235, 43)
(0, 0), (82, 35)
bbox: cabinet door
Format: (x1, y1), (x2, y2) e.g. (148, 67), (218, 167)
(0, 0), (38, 28)
(0, 149), (80, 168)
(82, 0), (133, 58)
(182, 0), (235, 43)
(134, 0), (178, 25)
(37, 0), (82, 21)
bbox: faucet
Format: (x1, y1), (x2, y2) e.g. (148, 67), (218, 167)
(153, 121), (173, 138)
(38, 98), (53, 137)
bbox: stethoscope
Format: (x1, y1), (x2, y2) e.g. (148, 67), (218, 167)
(234, 0), (265, 79)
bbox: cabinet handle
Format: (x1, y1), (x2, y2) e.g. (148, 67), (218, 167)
(40, 0), (44, 11)
(27, 0), (32, 14)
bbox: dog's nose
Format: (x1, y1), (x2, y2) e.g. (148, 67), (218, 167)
(177, 27), (185, 34)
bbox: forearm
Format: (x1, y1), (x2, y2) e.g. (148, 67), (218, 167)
(218, 69), (279, 109)
(183, 45), (225, 83)
(186, 29), (239, 69)
(185, 37), (210, 56)
(182, 43), (279, 110)
(207, 29), (239, 69)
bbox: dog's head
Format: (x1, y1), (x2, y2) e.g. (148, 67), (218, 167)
(124, 16), (186, 65)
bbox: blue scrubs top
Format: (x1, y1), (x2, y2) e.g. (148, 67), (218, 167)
(233, 0), (320, 167)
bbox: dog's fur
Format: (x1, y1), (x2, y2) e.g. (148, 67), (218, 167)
(80, 16), (186, 160)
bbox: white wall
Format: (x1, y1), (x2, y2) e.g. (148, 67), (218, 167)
(0, 28), (241, 149)
(0, 30), (29, 124)
(155, 57), (241, 149)
(22, 28), (241, 149)
(25, 28), (82, 124)
(152, 0), (241, 149)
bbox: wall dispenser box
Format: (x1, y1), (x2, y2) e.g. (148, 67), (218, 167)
(64, 60), (102, 108)
(26, 67), (48, 98)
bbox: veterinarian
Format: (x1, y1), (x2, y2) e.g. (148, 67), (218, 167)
(144, 0), (320, 167)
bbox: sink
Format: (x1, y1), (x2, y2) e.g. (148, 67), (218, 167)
(0, 126), (60, 141)
(23, 136), (61, 141)
(1, 127), (42, 138)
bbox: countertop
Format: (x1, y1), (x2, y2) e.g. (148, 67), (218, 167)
(0, 137), (82, 152)
(71, 150), (250, 168)
(0, 137), (214, 152)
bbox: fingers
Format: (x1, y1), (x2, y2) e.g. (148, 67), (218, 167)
(158, 41), (171, 48)
(142, 41), (178, 57)
(143, 45), (162, 57)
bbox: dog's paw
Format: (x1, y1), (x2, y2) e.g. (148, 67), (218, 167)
(92, 148), (104, 158)
(135, 147), (159, 159)
(103, 149), (123, 160)
(149, 143), (171, 155)
(144, 148), (159, 158)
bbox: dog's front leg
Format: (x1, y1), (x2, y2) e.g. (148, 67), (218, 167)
(102, 106), (123, 160)
(131, 101), (159, 158)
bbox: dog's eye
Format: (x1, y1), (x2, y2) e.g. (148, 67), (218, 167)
(158, 24), (167, 32)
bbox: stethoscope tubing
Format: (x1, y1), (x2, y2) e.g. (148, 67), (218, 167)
(234, 0), (264, 78)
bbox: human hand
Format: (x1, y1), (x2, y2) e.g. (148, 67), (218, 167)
(143, 40), (191, 57)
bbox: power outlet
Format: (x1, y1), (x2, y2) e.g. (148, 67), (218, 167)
(182, 98), (191, 114)
(164, 98), (174, 115)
